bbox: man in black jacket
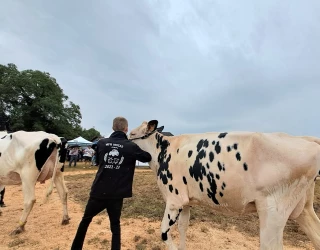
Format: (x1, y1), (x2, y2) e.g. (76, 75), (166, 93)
(71, 117), (152, 250)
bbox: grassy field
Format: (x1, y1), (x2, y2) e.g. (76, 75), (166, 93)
(64, 163), (320, 248)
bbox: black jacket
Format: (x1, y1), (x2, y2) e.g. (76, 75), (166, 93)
(90, 131), (152, 199)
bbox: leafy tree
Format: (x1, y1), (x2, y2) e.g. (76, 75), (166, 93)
(0, 63), (83, 139)
(80, 127), (101, 141)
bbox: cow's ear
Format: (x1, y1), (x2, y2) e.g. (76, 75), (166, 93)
(147, 120), (158, 133)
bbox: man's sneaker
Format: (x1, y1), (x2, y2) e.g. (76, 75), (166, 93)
(0, 203), (6, 207)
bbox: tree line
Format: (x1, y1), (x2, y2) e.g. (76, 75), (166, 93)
(0, 63), (101, 140)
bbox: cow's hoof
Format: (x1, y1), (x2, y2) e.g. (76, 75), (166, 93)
(61, 217), (70, 225)
(10, 226), (24, 236)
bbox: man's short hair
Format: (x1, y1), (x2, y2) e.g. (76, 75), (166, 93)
(112, 117), (128, 131)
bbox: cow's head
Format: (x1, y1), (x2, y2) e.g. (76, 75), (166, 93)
(129, 120), (164, 141)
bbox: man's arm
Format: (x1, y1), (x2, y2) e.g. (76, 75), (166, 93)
(134, 144), (152, 163)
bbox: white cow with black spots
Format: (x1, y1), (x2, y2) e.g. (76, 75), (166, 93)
(0, 130), (70, 235)
(129, 120), (320, 250)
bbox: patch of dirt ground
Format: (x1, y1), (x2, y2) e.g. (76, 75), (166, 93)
(0, 170), (314, 250)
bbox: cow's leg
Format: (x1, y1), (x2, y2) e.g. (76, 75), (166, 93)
(295, 182), (320, 249)
(10, 178), (36, 235)
(0, 186), (5, 207)
(257, 177), (313, 250)
(54, 171), (70, 225)
(0, 185), (5, 215)
(177, 206), (190, 250)
(256, 195), (290, 250)
(161, 202), (182, 250)
(258, 212), (287, 250)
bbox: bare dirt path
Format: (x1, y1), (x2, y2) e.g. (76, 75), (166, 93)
(0, 170), (314, 250)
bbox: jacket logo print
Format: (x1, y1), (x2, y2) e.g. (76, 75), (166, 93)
(104, 149), (125, 169)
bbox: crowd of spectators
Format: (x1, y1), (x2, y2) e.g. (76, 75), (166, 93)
(67, 145), (97, 167)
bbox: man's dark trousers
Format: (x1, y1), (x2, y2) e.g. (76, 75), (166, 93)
(71, 197), (123, 250)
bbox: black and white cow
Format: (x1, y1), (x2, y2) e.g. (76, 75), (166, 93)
(129, 120), (320, 250)
(0, 130), (70, 235)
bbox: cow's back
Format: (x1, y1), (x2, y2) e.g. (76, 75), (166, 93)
(161, 131), (320, 213)
(0, 131), (61, 184)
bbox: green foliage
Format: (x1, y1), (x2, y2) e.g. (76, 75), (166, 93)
(0, 63), (101, 140)
(80, 127), (101, 141)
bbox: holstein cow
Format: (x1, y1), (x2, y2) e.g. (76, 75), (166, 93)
(129, 120), (320, 250)
(0, 130), (70, 235)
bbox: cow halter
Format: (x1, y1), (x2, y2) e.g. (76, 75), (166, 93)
(129, 130), (157, 141)
(129, 125), (164, 141)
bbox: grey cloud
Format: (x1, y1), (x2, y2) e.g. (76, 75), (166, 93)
(0, 0), (320, 137)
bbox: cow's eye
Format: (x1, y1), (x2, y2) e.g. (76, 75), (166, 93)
(131, 133), (136, 136)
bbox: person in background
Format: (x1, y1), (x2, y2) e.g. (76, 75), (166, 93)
(78, 148), (84, 162)
(83, 146), (94, 166)
(91, 151), (96, 166)
(91, 143), (98, 166)
(69, 146), (79, 167)
(71, 116), (152, 250)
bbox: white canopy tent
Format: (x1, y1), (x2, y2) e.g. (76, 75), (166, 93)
(67, 136), (93, 147)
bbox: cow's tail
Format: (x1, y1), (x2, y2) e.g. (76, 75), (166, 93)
(43, 146), (60, 204)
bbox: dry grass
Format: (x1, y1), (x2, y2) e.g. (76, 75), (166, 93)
(64, 166), (320, 248)
(87, 236), (110, 248)
(8, 238), (26, 248)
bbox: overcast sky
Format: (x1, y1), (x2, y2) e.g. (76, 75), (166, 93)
(1, 0), (320, 137)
